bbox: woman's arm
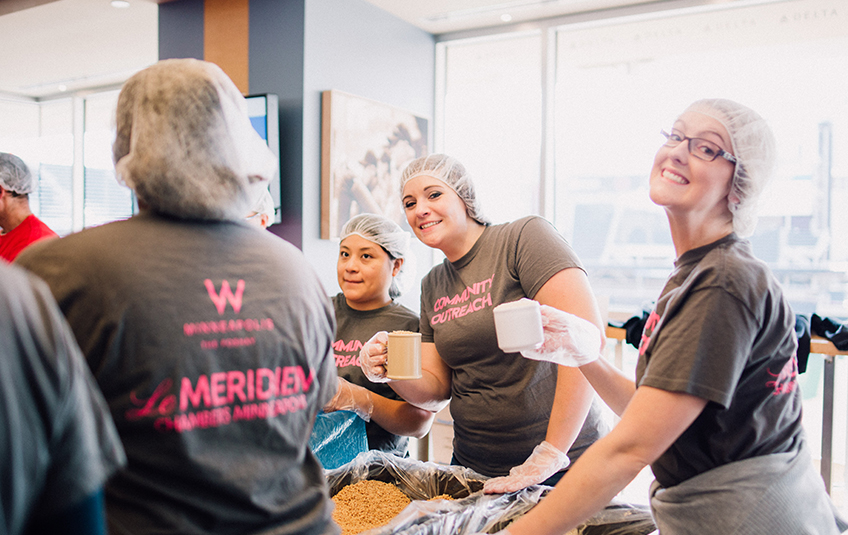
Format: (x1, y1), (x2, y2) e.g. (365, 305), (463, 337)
(579, 357), (637, 417)
(533, 267), (638, 416)
(387, 342), (452, 412)
(324, 377), (439, 438)
(507, 386), (708, 535)
(532, 268), (604, 453)
(370, 394), (437, 439)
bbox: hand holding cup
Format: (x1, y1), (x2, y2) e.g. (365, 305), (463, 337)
(359, 331), (390, 383)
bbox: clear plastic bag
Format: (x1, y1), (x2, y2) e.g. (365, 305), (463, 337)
(325, 450), (656, 535)
(309, 410), (368, 470)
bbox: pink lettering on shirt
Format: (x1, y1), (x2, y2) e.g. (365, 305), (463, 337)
(333, 339), (363, 353)
(766, 357), (798, 395)
(205, 279), (245, 315)
(429, 274), (495, 326)
(638, 310), (661, 356)
(333, 338), (364, 368)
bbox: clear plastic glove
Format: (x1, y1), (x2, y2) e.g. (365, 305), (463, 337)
(323, 377), (374, 422)
(482, 441), (570, 494)
(520, 305), (602, 367)
(359, 331), (391, 383)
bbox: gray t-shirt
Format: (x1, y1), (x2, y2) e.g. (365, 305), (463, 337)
(0, 263), (125, 535)
(17, 212), (339, 535)
(419, 216), (606, 477)
(332, 293), (419, 455)
(636, 234), (804, 488)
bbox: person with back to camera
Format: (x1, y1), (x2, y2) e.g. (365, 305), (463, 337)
(0, 152), (58, 262)
(16, 58), (340, 535)
(495, 99), (848, 534)
(1, 261), (125, 535)
(359, 154), (609, 492)
(321, 212), (436, 456)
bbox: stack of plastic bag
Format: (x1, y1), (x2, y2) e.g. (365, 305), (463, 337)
(310, 410), (368, 470)
(326, 450), (656, 535)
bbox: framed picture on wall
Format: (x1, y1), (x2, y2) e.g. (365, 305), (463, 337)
(320, 89), (429, 240)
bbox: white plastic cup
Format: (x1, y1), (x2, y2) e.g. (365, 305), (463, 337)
(386, 331), (422, 380)
(493, 298), (544, 353)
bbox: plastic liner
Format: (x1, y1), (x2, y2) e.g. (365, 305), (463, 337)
(325, 450), (656, 535)
(310, 410), (368, 470)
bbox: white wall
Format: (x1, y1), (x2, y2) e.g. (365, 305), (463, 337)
(301, 0), (437, 309)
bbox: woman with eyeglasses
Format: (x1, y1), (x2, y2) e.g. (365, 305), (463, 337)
(495, 99), (847, 534)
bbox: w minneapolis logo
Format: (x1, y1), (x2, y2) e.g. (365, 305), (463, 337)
(204, 279), (245, 315)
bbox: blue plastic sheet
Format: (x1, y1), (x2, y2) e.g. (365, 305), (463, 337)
(309, 410), (368, 470)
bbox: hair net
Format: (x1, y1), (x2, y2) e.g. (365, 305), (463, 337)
(113, 58), (278, 221)
(683, 99), (776, 237)
(249, 187), (275, 220)
(340, 213), (416, 299)
(0, 152), (34, 195)
(399, 154), (490, 226)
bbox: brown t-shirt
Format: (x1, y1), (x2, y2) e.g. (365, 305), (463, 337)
(637, 234), (803, 488)
(17, 212), (339, 535)
(332, 294), (419, 455)
(419, 216), (607, 477)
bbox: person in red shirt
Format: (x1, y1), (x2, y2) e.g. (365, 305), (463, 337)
(0, 152), (58, 262)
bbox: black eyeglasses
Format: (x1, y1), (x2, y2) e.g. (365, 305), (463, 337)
(660, 129), (737, 164)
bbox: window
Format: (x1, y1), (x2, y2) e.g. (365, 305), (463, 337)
(84, 90), (134, 227)
(439, 32), (543, 223)
(36, 99), (74, 236)
(553, 0), (848, 319)
(438, 0), (847, 511)
(0, 88), (134, 236)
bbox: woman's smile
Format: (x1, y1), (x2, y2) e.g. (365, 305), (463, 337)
(661, 168), (689, 185)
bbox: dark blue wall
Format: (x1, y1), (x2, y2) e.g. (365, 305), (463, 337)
(158, 0), (204, 61)
(250, 0), (306, 248)
(300, 0), (434, 308)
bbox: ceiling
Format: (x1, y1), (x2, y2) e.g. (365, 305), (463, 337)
(0, 0), (655, 100)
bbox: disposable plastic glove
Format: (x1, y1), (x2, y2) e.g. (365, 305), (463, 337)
(520, 305), (602, 367)
(323, 377), (374, 422)
(359, 331), (391, 383)
(482, 441), (570, 494)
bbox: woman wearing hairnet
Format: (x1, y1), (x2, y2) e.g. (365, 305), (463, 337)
(322, 213), (435, 456)
(498, 99), (848, 534)
(359, 154), (609, 492)
(16, 59), (340, 535)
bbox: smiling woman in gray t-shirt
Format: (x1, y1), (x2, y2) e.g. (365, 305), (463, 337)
(359, 154), (608, 493)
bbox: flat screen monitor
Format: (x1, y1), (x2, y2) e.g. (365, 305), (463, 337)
(246, 93), (281, 224)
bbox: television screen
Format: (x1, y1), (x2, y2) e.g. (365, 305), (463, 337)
(246, 93), (280, 224)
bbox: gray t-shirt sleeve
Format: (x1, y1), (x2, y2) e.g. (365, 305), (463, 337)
(512, 216), (585, 299)
(639, 286), (758, 408)
(1, 266), (125, 524)
(40, 316), (127, 514)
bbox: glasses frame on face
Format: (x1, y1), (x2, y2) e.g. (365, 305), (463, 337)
(660, 129), (737, 164)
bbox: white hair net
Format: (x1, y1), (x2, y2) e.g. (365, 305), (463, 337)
(249, 187), (275, 220)
(340, 213), (416, 299)
(683, 99), (776, 237)
(399, 154), (490, 226)
(0, 152), (34, 195)
(112, 58), (278, 221)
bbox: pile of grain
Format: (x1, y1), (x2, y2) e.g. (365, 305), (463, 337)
(332, 480), (412, 535)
